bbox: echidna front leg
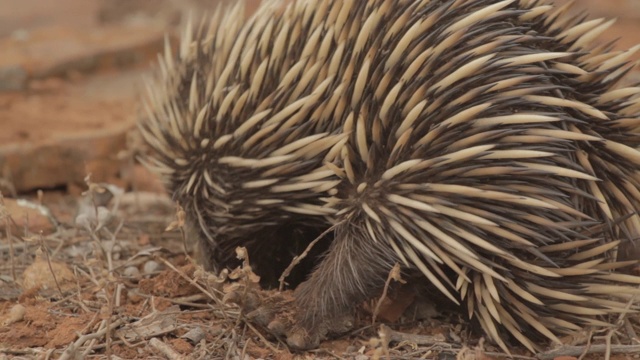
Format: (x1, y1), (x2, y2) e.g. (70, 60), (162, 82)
(284, 223), (400, 349)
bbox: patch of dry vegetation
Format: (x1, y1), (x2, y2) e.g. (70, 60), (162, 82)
(1, 179), (640, 359)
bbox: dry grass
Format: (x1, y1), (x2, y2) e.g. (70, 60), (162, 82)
(1, 181), (640, 360)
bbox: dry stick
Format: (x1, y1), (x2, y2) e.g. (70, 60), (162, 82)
(76, 313), (103, 358)
(75, 311), (102, 338)
(308, 348), (347, 360)
(577, 330), (593, 360)
(381, 329), (536, 360)
(40, 233), (65, 298)
(105, 282), (119, 360)
(604, 330), (613, 360)
(0, 242), (27, 251)
(90, 339), (129, 352)
(232, 247), (255, 303)
(104, 219), (125, 275)
(379, 324), (447, 346)
(538, 291), (640, 360)
(372, 263), (404, 325)
(224, 331), (236, 359)
(166, 203), (190, 260)
(75, 265), (102, 288)
(537, 344), (640, 360)
(240, 338), (250, 360)
(0, 192), (21, 283)
(278, 222), (341, 292)
(480, 352), (536, 360)
(149, 338), (185, 360)
(624, 318), (639, 344)
(155, 256), (223, 307)
(377, 322), (391, 360)
(85, 209), (123, 360)
(114, 322), (140, 348)
(50, 234), (67, 259)
(59, 318), (126, 360)
(115, 283), (125, 307)
(167, 294), (211, 307)
(80, 338), (99, 359)
(0, 348), (44, 357)
(178, 213), (190, 261)
(0, 194), (17, 282)
(243, 319), (281, 354)
(602, 287), (640, 360)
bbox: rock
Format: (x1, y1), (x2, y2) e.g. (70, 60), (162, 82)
(22, 255), (75, 291)
(0, 24), (165, 80)
(0, 122), (130, 192)
(0, 198), (55, 232)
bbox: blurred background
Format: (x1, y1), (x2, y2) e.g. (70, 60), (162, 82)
(0, 0), (638, 196)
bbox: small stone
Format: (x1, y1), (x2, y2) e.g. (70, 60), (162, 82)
(101, 240), (123, 260)
(1, 198), (55, 233)
(143, 260), (160, 275)
(10, 29), (30, 42)
(345, 345), (358, 353)
(3, 304), (26, 325)
(123, 266), (140, 278)
(181, 327), (206, 344)
(22, 256), (75, 291)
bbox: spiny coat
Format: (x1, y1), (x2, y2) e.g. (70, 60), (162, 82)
(139, 0), (640, 352)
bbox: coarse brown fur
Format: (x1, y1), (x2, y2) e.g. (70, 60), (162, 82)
(140, 0), (640, 353)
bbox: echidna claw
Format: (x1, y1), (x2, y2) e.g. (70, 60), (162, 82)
(285, 313), (354, 349)
(222, 285), (263, 312)
(226, 285), (354, 350)
(266, 319), (287, 337)
(286, 327), (321, 350)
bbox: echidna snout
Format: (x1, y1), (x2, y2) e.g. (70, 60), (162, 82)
(140, 0), (640, 353)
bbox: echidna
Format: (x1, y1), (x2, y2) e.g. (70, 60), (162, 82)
(139, 0), (640, 353)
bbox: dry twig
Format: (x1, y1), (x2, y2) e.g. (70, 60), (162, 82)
(59, 318), (126, 360)
(278, 222), (341, 291)
(149, 338), (185, 360)
(372, 263), (405, 325)
(537, 344), (640, 360)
